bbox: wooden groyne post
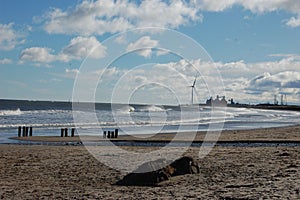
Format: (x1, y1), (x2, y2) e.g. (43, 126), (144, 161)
(22, 126), (26, 137)
(61, 128), (64, 137)
(71, 128), (75, 137)
(18, 126), (21, 137)
(115, 129), (118, 138)
(103, 129), (119, 139)
(111, 131), (115, 139)
(29, 127), (33, 136)
(64, 128), (68, 137)
(25, 127), (29, 137)
(19, 126), (32, 137)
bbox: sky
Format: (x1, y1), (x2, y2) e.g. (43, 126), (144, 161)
(1, 0), (300, 105)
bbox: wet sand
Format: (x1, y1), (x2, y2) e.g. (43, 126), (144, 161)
(13, 125), (300, 143)
(1, 126), (300, 199)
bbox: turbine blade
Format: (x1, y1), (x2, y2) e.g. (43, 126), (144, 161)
(192, 77), (197, 87)
(194, 87), (199, 97)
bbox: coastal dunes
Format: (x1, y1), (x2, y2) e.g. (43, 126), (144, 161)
(0, 126), (299, 199)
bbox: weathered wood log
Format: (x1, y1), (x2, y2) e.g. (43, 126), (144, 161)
(116, 156), (200, 186)
(116, 158), (171, 186)
(170, 156), (200, 176)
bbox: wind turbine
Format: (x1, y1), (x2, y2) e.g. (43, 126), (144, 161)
(189, 77), (197, 105)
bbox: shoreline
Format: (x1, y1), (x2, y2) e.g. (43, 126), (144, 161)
(10, 124), (300, 144)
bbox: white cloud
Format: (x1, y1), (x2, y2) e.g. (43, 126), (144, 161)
(72, 55), (300, 104)
(42, 0), (202, 36)
(0, 23), (25, 51)
(194, 0), (300, 27)
(196, 0), (298, 13)
(153, 56), (300, 103)
(95, 67), (120, 77)
(38, 78), (62, 84)
(20, 47), (56, 63)
(114, 35), (127, 44)
(61, 36), (106, 61)
(241, 71), (300, 103)
(65, 68), (79, 74)
(247, 71), (300, 89)
(0, 58), (12, 64)
(65, 68), (80, 78)
(126, 36), (159, 58)
(286, 16), (300, 27)
(37, 0), (300, 37)
(19, 36), (106, 64)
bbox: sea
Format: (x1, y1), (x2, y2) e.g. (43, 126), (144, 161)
(0, 99), (300, 144)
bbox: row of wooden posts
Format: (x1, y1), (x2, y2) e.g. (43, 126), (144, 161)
(18, 126), (119, 139)
(18, 126), (33, 137)
(103, 129), (119, 139)
(61, 128), (76, 137)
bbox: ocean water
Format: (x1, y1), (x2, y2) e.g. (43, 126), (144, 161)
(0, 99), (299, 143)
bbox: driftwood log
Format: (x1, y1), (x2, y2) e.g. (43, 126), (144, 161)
(116, 156), (200, 186)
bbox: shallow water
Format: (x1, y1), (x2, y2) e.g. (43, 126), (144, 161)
(0, 100), (300, 144)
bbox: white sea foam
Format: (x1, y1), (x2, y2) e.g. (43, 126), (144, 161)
(0, 108), (22, 116)
(0, 106), (299, 134)
(135, 105), (165, 112)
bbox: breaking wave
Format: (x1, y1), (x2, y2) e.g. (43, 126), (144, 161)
(134, 105), (166, 112)
(0, 108), (22, 116)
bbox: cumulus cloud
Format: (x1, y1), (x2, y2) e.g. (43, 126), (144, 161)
(237, 71), (300, 103)
(19, 36), (106, 64)
(194, 0), (300, 27)
(247, 71), (300, 89)
(126, 36), (159, 58)
(286, 16), (300, 27)
(0, 23), (25, 51)
(64, 68), (80, 79)
(196, 0), (298, 13)
(0, 58), (12, 64)
(37, 0), (300, 39)
(71, 55), (300, 104)
(114, 35), (127, 44)
(42, 0), (202, 35)
(152, 57), (300, 103)
(61, 36), (106, 61)
(20, 47), (56, 63)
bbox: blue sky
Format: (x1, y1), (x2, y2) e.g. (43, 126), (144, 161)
(1, 0), (300, 105)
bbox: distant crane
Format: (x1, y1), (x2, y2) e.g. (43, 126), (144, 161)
(280, 94), (287, 106)
(274, 95), (278, 105)
(281, 94), (288, 105)
(189, 77), (197, 105)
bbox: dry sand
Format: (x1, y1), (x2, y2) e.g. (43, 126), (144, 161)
(1, 126), (300, 199)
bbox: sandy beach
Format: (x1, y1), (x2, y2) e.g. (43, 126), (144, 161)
(1, 126), (300, 199)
